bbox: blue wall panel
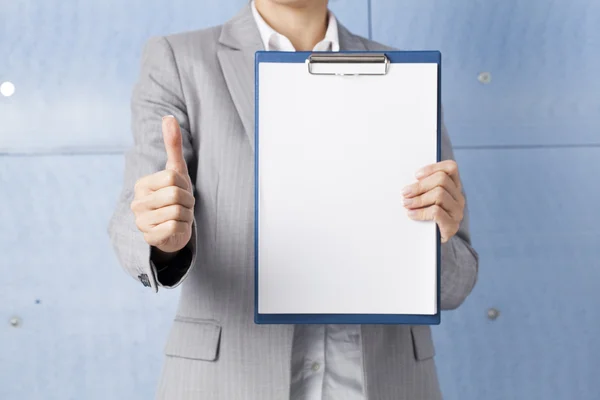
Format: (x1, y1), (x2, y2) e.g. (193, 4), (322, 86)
(329, 0), (370, 38)
(0, 156), (178, 400)
(0, 0), (247, 152)
(0, 0), (368, 153)
(435, 147), (600, 400)
(1, 1), (598, 399)
(371, 0), (600, 147)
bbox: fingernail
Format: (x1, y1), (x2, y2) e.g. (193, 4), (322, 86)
(162, 115), (175, 120)
(407, 210), (418, 218)
(401, 186), (412, 196)
(402, 198), (413, 206)
(415, 169), (426, 179)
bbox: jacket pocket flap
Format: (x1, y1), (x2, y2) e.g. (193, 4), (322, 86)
(165, 317), (222, 361)
(411, 325), (436, 360)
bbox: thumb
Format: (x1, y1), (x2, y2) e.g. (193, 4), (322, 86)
(162, 115), (188, 176)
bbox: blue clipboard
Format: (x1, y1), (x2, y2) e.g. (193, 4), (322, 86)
(254, 51), (442, 325)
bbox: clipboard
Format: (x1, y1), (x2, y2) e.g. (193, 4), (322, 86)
(255, 51), (442, 325)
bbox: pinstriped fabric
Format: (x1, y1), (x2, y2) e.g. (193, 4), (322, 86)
(361, 325), (443, 400)
(217, 16), (261, 150)
(107, 4), (479, 399)
(163, 318), (222, 361)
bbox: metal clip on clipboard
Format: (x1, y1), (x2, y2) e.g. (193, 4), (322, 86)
(306, 53), (390, 76)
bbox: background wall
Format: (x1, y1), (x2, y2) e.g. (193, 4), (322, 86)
(1, 0), (599, 399)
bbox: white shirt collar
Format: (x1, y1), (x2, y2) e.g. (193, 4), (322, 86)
(251, 1), (340, 52)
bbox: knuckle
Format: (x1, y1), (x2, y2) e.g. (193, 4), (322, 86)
(414, 182), (422, 194)
(173, 205), (185, 219)
(168, 187), (181, 204)
(441, 173), (452, 186)
(165, 170), (178, 186)
(434, 186), (445, 199)
(164, 219), (179, 232)
(447, 160), (458, 173)
(431, 205), (442, 218)
(442, 178), (453, 191)
(133, 179), (144, 194)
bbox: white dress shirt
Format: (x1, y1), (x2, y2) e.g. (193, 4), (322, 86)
(251, 3), (366, 400)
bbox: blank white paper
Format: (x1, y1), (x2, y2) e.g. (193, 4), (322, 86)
(257, 61), (439, 315)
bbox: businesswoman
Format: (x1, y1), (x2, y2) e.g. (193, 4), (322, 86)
(108, 1), (479, 399)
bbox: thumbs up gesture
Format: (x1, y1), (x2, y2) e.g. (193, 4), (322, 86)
(130, 116), (195, 255)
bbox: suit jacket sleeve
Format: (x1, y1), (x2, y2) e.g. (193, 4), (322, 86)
(107, 36), (198, 293)
(439, 116), (479, 309)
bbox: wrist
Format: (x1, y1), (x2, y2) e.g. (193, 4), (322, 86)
(151, 246), (180, 264)
(150, 243), (194, 284)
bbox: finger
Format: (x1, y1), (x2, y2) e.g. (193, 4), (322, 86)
(162, 115), (189, 176)
(143, 220), (191, 247)
(402, 171), (462, 202)
(402, 186), (463, 220)
(415, 160), (461, 189)
(131, 186), (195, 212)
(135, 205), (194, 232)
(407, 205), (459, 243)
(134, 169), (190, 197)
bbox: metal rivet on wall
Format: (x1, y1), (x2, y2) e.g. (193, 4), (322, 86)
(487, 308), (500, 320)
(9, 316), (21, 327)
(0, 81), (16, 97)
(477, 72), (491, 84)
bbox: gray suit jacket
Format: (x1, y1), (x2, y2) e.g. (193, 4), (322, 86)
(108, 5), (479, 400)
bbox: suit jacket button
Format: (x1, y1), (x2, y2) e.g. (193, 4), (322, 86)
(138, 274), (151, 287)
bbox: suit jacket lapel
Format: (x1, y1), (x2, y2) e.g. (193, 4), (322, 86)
(217, 6), (368, 152)
(217, 5), (263, 152)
